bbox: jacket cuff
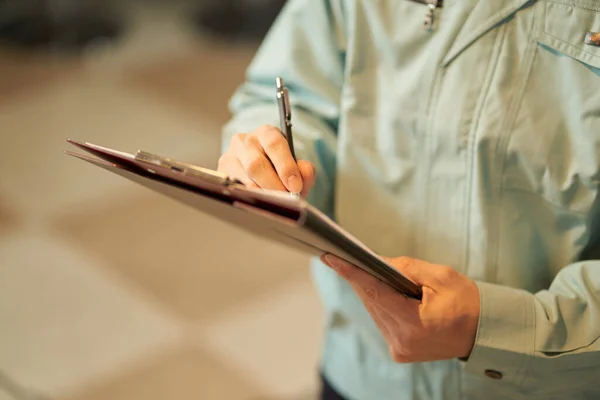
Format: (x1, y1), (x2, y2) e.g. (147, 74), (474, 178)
(461, 281), (536, 386)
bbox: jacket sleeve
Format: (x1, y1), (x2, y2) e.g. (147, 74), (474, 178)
(221, 0), (346, 216)
(463, 260), (600, 396)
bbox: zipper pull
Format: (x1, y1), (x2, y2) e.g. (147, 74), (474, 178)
(423, 0), (439, 31)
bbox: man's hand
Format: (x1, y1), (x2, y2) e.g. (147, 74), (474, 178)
(321, 254), (480, 362)
(218, 124), (316, 197)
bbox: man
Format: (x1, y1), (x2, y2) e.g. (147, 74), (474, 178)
(219, 0), (600, 399)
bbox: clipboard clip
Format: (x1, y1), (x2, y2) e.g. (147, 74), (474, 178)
(134, 150), (244, 187)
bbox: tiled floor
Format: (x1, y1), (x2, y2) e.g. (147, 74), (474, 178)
(53, 189), (310, 321)
(0, 4), (323, 400)
(62, 345), (264, 400)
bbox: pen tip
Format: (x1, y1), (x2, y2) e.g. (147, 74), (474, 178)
(276, 77), (283, 89)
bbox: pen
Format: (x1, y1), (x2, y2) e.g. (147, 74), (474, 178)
(276, 77), (300, 198)
(276, 77), (296, 161)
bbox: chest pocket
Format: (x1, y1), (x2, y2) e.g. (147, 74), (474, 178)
(430, 0), (600, 280)
(502, 0), (600, 214)
(438, 0), (600, 214)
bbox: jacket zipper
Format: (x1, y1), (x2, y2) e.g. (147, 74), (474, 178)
(408, 0), (442, 30)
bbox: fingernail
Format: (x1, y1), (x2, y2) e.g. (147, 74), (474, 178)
(323, 254), (338, 269)
(288, 175), (303, 194)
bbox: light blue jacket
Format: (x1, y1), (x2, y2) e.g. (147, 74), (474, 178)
(222, 0), (600, 398)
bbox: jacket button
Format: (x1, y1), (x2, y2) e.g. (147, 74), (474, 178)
(484, 369), (503, 379)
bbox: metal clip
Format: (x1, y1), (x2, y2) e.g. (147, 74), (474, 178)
(585, 32), (600, 47)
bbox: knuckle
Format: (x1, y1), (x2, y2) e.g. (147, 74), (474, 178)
(393, 332), (421, 361)
(217, 154), (230, 170)
(396, 256), (413, 265)
(263, 133), (286, 151)
(257, 123), (277, 134)
(245, 157), (268, 178)
(231, 133), (246, 146)
(334, 264), (350, 279)
(389, 343), (410, 363)
(244, 134), (260, 147)
(282, 162), (300, 178)
(396, 256), (414, 271)
(438, 265), (457, 282)
(362, 285), (379, 301)
(390, 350), (404, 363)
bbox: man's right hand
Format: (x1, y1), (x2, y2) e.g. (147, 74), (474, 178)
(218, 124), (317, 198)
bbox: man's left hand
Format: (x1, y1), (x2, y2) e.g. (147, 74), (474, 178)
(320, 254), (480, 363)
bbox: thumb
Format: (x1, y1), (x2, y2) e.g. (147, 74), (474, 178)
(384, 256), (433, 287)
(298, 160), (316, 198)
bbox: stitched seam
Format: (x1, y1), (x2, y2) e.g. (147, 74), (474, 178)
(416, 24), (451, 260)
(494, 18), (539, 284)
(510, 292), (529, 387)
(543, 0), (600, 12)
(542, 32), (600, 60)
(517, 293), (536, 388)
(420, 72), (443, 260)
(461, 24), (507, 279)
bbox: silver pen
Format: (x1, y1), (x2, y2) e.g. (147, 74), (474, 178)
(276, 77), (300, 198)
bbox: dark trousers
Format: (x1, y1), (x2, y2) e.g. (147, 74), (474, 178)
(320, 373), (347, 400)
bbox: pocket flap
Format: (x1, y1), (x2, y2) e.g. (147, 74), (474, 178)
(537, 1), (600, 69)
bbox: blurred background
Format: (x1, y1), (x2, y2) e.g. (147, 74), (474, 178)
(0, 1), (324, 399)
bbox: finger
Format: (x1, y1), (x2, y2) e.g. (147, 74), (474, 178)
(297, 160), (316, 198)
(236, 135), (287, 191)
(322, 254), (385, 287)
(321, 254), (417, 311)
(255, 125), (303, 194)
(386, 256), (450, 288)
(217, 153), (259, 188)
(229, 133), (248, 154)
(321, 254), (392, 300)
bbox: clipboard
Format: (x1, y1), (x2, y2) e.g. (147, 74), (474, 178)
(64, 139), (423, 300)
